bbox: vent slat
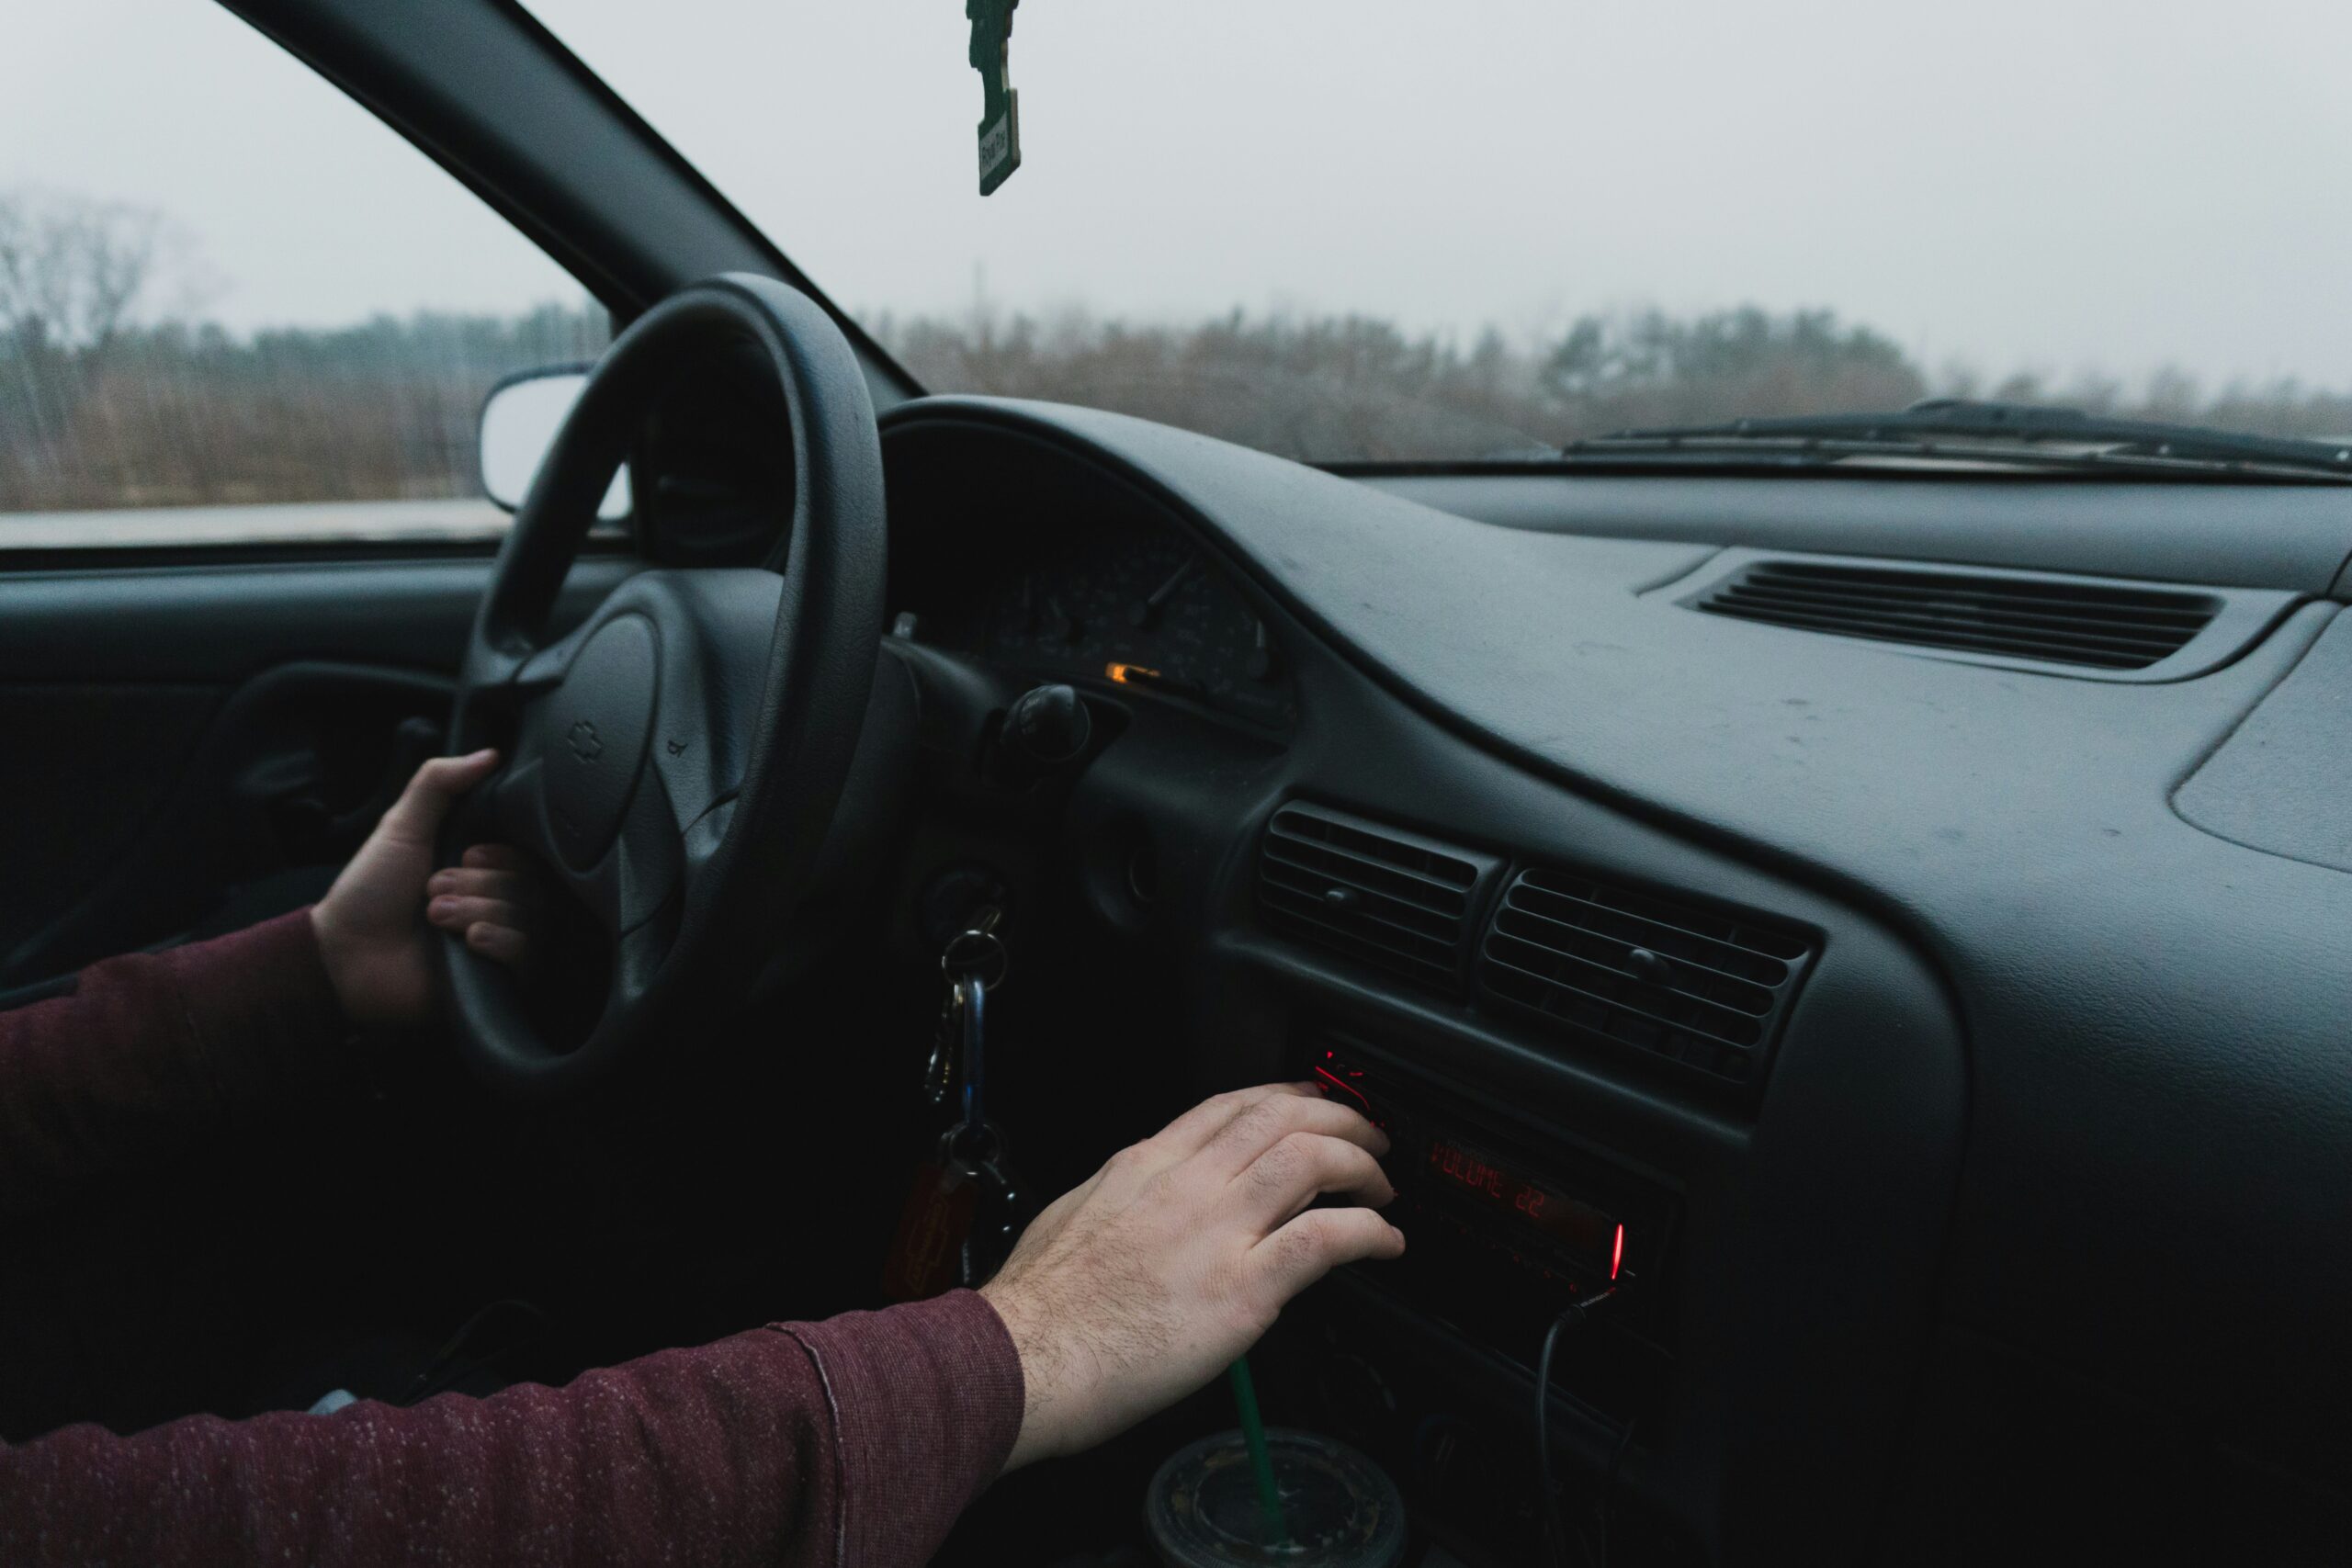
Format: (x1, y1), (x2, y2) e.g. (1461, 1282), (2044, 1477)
(1483, 939), (1766, 1047)
(1715, 581), (2193, 644)
(1481, 866), (1814, 1089)
(1490, 908), (1777, 1015)
(1257, 804), (1495, 995)
(1265, 811), (1479, 889)
(1695, 560), (2219, 671)
(1502, 883), (1792, 988)
(1515, 867), (1811, 959)
(1261, 895), (1460, 979)
(1705, 601), (2164, 667)
(1261, 860), (1461, 945)
(1261, 837), (1473, 915)
(1741, 564), (2216, 623)
(1716, 581), (2203, 638)
(1716, 584), (2202, 647)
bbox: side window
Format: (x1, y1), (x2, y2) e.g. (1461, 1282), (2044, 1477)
(0, 1), (606, 547)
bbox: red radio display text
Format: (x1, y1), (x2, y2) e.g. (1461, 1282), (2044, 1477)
(1424, 1138), (1623, 1276)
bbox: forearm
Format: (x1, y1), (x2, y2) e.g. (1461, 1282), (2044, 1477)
(0, 910), (355, 1219)
(0, 1291), (1023, 1568)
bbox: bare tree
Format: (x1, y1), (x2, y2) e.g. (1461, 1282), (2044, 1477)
(0, 188), (181, 500)
(0, 187), (166, 355)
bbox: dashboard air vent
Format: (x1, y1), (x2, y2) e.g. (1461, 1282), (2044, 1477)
(1482, 867), (1815, 1085)
(1692, 559), (2220, 671)
(1257, 804), (1498, 993)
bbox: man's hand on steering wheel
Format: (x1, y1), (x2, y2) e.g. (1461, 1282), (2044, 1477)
(424, 844), (544, 972)
(312, 750), (533, 1032)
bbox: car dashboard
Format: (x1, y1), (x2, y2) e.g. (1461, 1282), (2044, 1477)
(871, 396), (2352, 1566)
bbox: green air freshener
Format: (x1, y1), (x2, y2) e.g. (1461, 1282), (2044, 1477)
(967, 0), (1021, 194)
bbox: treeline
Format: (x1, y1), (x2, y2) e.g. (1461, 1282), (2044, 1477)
(875, 304), (2352, 461)
(14, 299), (2352, 513)
(0, 305), (607, 511)
(11, 186), (2352, 511)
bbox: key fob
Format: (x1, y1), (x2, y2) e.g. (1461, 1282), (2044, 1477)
(881, 1156), (981, 1302)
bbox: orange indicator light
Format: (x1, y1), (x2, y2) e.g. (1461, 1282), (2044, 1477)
(1105, 661), (1160, 684)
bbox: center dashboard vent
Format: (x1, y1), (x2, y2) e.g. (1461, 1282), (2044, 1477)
(1257, 803), (1499, 994)
(1481, 866), (1815, 1086)
(1691, 558), (2221, 671)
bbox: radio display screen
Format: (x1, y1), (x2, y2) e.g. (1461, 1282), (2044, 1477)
(1425, 1139), (1624, 1277)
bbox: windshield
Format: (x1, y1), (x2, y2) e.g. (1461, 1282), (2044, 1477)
(526, 0), (2352, 464)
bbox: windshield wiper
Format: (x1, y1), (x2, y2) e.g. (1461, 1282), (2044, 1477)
(1558, 399), (2352, 481)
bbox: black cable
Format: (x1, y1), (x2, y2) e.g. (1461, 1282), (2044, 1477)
(399, 1298), (555, 1405)
(1535, 1287), (1617, 1568)
(1598, 1412), (1640, 1567)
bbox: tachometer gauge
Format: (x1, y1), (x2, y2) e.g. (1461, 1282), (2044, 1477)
(976, 527), (1293, 728)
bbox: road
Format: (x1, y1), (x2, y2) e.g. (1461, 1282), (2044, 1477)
(0, 497), (514, 549)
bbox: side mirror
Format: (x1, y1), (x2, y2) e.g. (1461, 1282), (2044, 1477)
(478, 365), (633, 519)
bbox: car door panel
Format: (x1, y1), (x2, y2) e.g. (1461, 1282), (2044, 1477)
(0, 554), (632, 995)
(0, 558), (630, 682)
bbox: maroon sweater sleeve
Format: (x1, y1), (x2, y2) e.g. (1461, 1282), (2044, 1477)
(0, 1288), (1026, 1568)
(0, 909), (356, 1220)
(0, 920), (1029, 1563)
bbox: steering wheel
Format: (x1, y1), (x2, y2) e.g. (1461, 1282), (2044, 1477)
(442, 274), (885, 1098)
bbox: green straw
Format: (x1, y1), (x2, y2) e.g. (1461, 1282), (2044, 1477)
(1227, 1355), (1289, 1543)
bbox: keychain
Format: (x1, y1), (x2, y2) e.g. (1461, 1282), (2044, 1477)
(924, 910), (1006, 1108)
(885, 924), (1021, 1299)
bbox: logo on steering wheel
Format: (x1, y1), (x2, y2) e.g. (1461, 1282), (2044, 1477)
(567, 718), (604, 763)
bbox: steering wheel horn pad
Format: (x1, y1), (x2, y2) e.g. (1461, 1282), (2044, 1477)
(536, 614), (658, 870)
(441, 275), (887, 1100)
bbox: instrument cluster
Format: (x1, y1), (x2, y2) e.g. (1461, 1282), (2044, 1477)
(907, 523), (1296, 730)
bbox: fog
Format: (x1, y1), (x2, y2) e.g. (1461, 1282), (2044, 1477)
(6, 0), (2350, 389)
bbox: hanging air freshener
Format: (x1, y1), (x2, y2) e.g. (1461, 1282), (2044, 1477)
(967, 0), (1021, 194)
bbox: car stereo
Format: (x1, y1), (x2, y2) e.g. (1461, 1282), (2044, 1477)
(1308, 1039), (1679, 1427)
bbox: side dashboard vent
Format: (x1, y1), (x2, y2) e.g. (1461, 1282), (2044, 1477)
(1692, 558), (2220, 671)
(1257, 804), (1498, 993)
(1482, 867), (1815, 1085)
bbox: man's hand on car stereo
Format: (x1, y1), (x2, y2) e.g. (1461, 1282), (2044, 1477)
(980, 1082), (1404, 1471)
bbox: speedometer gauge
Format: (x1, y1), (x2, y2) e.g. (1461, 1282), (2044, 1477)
(974, 526), (1293, 728)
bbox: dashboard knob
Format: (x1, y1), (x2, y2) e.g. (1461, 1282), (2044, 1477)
(1006, 682), (1093, 764)
(1625, 946), (1676, 987)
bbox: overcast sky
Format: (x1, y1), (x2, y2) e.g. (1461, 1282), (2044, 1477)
(5, 0), (2350, 390)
